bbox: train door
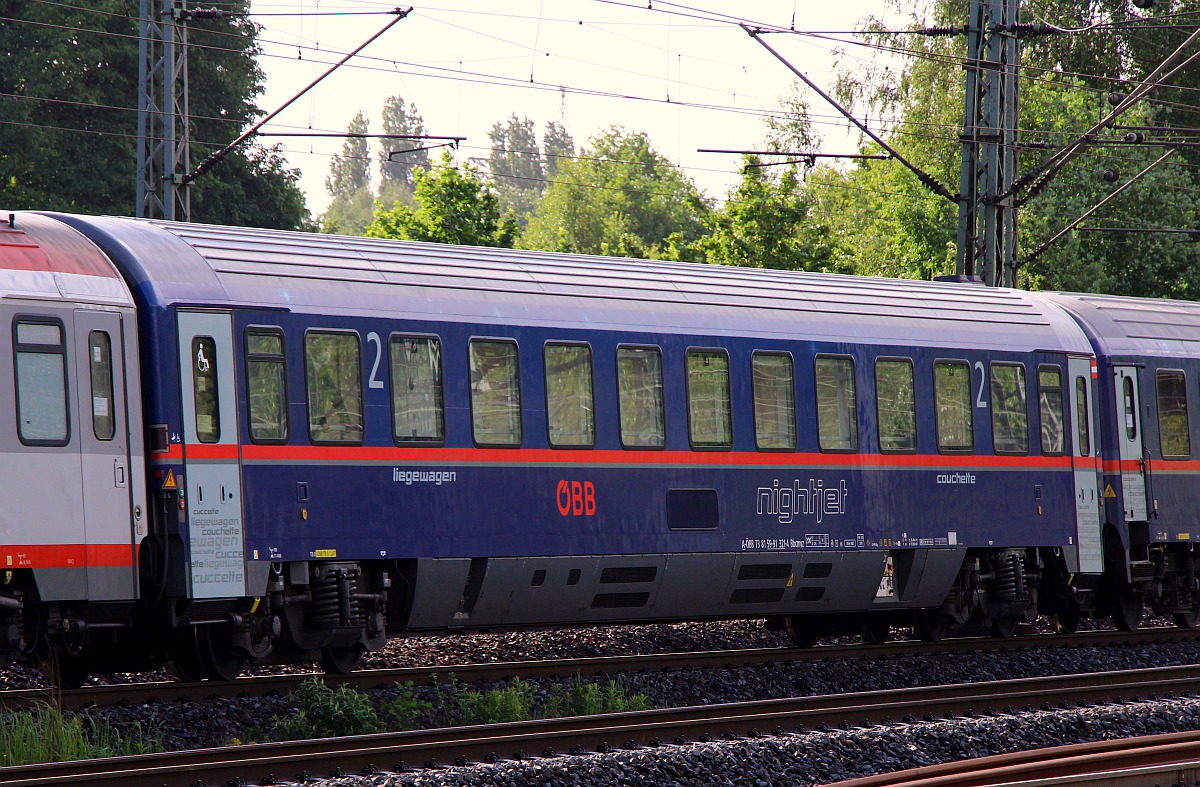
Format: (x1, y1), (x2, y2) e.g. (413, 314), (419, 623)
(1068, 357), (1103, 574)
(176, 311), (246, 599)
(72, 310), (137, 600)
(1113, 366), (1149, 521)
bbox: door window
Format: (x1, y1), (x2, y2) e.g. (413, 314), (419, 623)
(191, 336), (220, 443)
(1123, 375), (1137, 441)
(89, 331), (115, 441)
(1076, 376), (1091, 456)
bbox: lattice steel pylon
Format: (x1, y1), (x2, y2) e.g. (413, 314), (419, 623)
(137, 0), (190, 221)
(955, 0), (1020, 287)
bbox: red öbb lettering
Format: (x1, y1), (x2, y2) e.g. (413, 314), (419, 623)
(556, 479), (596, 516)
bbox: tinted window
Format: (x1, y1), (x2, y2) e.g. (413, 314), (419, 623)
(617, 346), (665, 449)
(89, 331), (115, 441)
(990, 363), (1028, 454)
(876, 358), (916, 452)
(1123, 375), (1137, 440)
(1038, 365), (1064, 455)
(935, 361), (973, 452)
(1076, 376), (1091, 456)
(815, 356), (857, 451)
(14, 319), (68, 445)
(246, 330), (287, 443)
(752, 352), (795, 450)
(1157, 370), (1190, 457)
(391, 335), (444, 444)
(191, 336), (220, 443)
(470, 339), (521, 446)
(545, 343), (594, 448)
(306, 332), (363, 444)
(686, 349), (732, 448)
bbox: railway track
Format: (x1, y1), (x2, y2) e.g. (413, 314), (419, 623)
(6, 660), (1200, 785)
(823, 729), (1200, 786)
(7, 625), (1195, 711)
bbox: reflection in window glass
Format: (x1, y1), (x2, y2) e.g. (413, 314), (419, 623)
(247, 331), (287, 442)
(391, 336), (445, 443)
(815, 356), (857, 451)
(617, 346), (665, 448)
(89, 331), (115, 441)
(306, 332), (363, 444)
(990, 363), (1028, 454)
(545, 343), (594, 448)
(935, 361), (973, 451)
(752, 353), (795, 450)
(686, 350), (732, 448)
(1038, 366), (1064, 455)
(1157, 370), (1190, 457)
(192, 336), (220, 443)
(14, 320), (67, 445)
(470, 340), (521, 446)
(876, 358), (916, 452)
(1076, 376), (1091, 456)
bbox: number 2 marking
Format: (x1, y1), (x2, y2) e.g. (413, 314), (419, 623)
(367, 332), (384, 389)
(974, 361), (988, 408)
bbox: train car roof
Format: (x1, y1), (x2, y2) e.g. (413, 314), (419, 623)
(1041, 291), (1200, 359)
(0, 213), (132, 307)
(47, 213), (1091, 352)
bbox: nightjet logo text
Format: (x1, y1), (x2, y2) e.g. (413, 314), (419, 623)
(757, 479), (849, 524)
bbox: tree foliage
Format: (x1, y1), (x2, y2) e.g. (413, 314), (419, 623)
(522, 126), (709, 258)
(365, 152), (518, 247)
(379, 95), (429, 193)
(488, 114), (545, 224)
(0, 0), (309, 228)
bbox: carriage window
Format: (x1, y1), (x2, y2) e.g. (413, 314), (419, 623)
(191, 336), (220, 443)
(815, 356), (857, 452)
(1077, 376), (1091, 456)
(89, 331), (115, 441)
(246, 330), (287, 443)
(934, 361), (973, 452)
(686, 349), (732, 449)
(617, 346), (665, 449)
(14, 319), (68, 445)
(469, 339), (521, 446)
(990, 363), (1028, 455)
(752, 352), (795, 450)
(876, 358), (916, 452)
(1037, 366), (1064, 455)
(391, 335), (444, 444)
(1123, 376), (1137, 441)
(544, 343), (594, 448)
(1157, 370), (1190, 458)
(305, 332), (363, 445)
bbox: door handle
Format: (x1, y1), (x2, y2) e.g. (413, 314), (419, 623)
(114, 461), (126, 488)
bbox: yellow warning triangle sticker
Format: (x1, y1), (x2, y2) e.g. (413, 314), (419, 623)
(1103, 484), (1116, 499)
(162, 470), (177, 490)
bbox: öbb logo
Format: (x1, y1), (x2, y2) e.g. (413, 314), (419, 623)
(556, 480), (596, 516)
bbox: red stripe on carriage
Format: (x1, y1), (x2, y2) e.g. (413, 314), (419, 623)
(0, 544), (134, 569)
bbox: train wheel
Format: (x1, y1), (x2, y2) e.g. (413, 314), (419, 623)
(860, 619), (890, 644)
(1173, 593), (1200, 629)
(320, 647), (362, 675)
(1112, 589), (1142, 632)
(782, 616), (817, 648)
(43, 651), (90, 690)
(195, 625), (247, 682)
(1057, 600), (1081, 634)
(914, 610), (948, 642)
(990, 617), (1019, 638)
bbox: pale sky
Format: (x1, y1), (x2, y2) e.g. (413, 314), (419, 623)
(246, 1), (905, 216)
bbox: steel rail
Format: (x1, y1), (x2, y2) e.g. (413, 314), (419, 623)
(6, 663), (1200, 786)
(822, 729), (1200, 786)
(7, 625), (1197, 710)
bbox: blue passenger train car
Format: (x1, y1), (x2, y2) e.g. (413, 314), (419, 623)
(0, 211), (1193, 684)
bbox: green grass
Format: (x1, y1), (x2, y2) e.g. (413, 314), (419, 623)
(0, 703), (160, 765)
